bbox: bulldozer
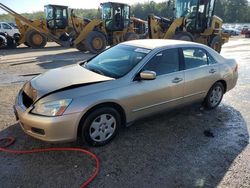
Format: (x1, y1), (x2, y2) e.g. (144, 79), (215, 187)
(148, 0), (229, 53)
(0, 2), (146, 53)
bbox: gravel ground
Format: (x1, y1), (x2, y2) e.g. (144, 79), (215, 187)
(0, 38), (249, 188)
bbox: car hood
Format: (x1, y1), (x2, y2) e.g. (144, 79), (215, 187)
(23, 64), (114, 101)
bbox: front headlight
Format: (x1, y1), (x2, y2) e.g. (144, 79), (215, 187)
(31, 99), (72, 116)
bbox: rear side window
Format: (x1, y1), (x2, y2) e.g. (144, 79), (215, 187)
(207, 53), (217, 64)
(183, 48), (208, 70)
(143, 48), (180, 76)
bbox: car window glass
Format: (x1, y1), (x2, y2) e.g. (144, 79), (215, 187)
(3, 23), (12, 29)
(183, 48), (208, 69)
(0, 24), (1, 29)
(85, 45), (150, 78)
(207, 53), (217, 64)
(143, 48), (180, 76)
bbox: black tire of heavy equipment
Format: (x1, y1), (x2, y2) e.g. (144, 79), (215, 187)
(172, 32), (194, 42)
(84, 31), (107, 54)
(76, 42), (87, 52)
(25, 30), (47, 48)
(210, 35), (222, 53)
(24, 42), (31, 47)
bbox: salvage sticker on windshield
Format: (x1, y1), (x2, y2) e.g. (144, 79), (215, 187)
(134, 48), (151, 54)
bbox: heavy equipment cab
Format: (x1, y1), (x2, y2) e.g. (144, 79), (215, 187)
(101, 2), (130, 31)
(44, 4), (69, 29)
(176, 0), (216, 32)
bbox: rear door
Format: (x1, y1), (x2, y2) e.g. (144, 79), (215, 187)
(182, 47), (220, 103)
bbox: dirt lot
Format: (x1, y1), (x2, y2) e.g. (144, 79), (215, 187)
(0, 38), (249, 188)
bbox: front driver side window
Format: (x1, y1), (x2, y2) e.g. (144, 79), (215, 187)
(143, 48), (180, 76)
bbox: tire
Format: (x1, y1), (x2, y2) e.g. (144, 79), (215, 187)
(6, 35), (17, 49)
(85, 31), (107, 54)
(75, 42), (87, 52)
(204, 82), (224, 110)
(210, 36), (222, 53)
(0, 35), (7, 48)
(80, 107), (121, 146)
(124, 32), (139, 41)
(24, 42), (31, 47)
(173, 32), (194, 41)
(13, 33), (21, 44)
(26, 29), (47, 48)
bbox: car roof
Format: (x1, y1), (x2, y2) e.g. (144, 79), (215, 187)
(122, 39), (203, 50)
(0, 22), (10, 24)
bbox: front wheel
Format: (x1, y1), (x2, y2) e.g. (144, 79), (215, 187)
(80, 107), (121, 146)
(25, 29), (47, 48)
(204, 82), (224, 110)
(85, 31), (107, 54)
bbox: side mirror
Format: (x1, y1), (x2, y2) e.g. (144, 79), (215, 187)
(140, 70), (156, 80)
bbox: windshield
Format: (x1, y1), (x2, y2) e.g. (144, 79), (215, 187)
(175, 0), (198, 18)
(83, 44), (151, 79)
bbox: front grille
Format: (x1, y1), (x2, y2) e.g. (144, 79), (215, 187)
(22, 91), (33, 108)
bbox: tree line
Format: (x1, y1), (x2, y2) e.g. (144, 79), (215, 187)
(0, 0), (250, 23)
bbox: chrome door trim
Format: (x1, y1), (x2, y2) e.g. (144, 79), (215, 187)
(183, 91), (206, 99)
(132, 96), (183, 112)
(132, 91), (206, 112)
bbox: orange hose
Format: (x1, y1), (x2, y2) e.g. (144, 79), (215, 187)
(0, 137), (100, 188)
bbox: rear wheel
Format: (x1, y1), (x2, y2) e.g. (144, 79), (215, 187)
(85, 31), (107, 54)
(26, 29), (47, 48)
(204, 82), (224, 110)
(173, 32), (194, 41)
(210, 36), (222, 53)
(80, 107), (121, 146)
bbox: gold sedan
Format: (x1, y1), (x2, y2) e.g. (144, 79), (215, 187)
(14, 39), (238, 146)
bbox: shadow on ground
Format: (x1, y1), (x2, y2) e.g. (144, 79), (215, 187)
(0, 46), (67, 56)
(35, 51), (93, 70)
(0, 104), (248, 188)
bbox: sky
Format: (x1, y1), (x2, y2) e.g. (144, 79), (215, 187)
(0, 0), (166, 14)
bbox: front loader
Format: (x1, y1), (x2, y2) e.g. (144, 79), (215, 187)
(0, 2), (147, 54)
(148, 0), (229, 53)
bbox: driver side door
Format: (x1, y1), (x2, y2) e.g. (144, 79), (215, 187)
(123, 48), (185, 121)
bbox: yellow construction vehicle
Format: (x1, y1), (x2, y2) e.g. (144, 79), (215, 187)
(0, 2), (146, 53)
(74, 2), (147, 53)
(148, 0), (229, 53)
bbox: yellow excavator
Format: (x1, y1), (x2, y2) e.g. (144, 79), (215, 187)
(0, 2), (146, 53)
(148, 0), (229, 53)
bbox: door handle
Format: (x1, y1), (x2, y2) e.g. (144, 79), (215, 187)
(172, 77), (183, 83)
(209, 69), (216, 74)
